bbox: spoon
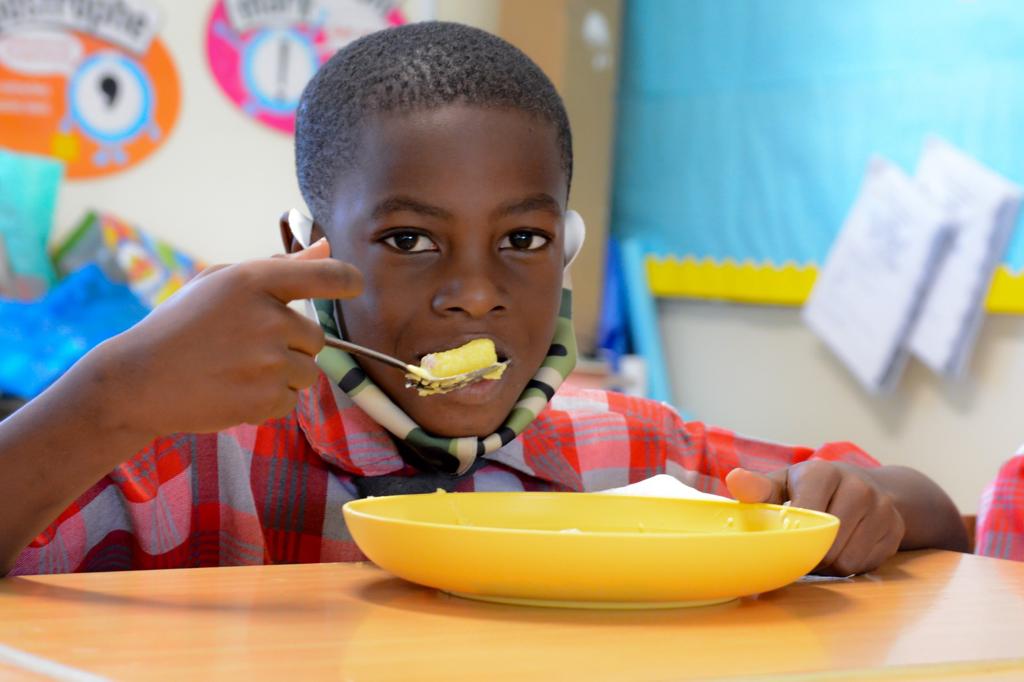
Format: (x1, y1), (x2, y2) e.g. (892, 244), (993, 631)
(322, 336), (509, 394)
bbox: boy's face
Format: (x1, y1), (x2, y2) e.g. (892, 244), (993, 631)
(324, 104), (567, 437)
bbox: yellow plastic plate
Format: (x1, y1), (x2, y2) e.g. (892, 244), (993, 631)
(343, 491), (839, 609)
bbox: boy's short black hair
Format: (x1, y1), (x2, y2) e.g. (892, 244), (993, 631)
(295, 21), (573, 224)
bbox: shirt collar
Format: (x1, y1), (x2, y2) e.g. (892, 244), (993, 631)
(295, 373), (406, 477)
(295, 372), (583, 490)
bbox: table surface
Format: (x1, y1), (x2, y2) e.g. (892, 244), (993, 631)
(1, 550), (1023, 681)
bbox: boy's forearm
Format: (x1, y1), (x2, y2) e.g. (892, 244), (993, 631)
(0, 339), (155, 575)
(866, 465), (970, 553)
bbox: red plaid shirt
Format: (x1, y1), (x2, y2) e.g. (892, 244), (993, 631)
(11, 374), (879, 575)
(976, 452), (1024, 560)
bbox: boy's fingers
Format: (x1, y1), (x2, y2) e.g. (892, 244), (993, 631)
(820, 508), (867, 571)
(858, 522), (903, 574)
(261, 256), (364, 303)
(819, 517), (881, 576)
(830, 498), (904, 575)
(285, 349), (322, 391)
(788, 461), (842, 513)
(819, 478), (872, 568)
(261, 388), (300, 424)
(287, 237), (330, 260)
(271, 238), (329, 260)
(725, 468), (786, 504)
(285, 313), (327, 357)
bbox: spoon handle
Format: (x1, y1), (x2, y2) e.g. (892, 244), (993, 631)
(323, 335), (415, 373)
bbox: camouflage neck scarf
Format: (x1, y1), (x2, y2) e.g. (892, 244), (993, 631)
(313, 286), (577, 476)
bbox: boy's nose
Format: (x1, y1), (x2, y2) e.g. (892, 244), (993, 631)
(431, 263), (507, 319)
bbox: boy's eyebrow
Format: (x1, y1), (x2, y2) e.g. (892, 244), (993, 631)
(370, 193), (562, 221)
(371, 196), (453, 220)
(493, 193), (563, 218)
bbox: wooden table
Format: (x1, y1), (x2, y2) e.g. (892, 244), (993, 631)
(1, 550), (1023, 681)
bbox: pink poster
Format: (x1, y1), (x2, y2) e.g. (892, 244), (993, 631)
(205, 0), (405, 134)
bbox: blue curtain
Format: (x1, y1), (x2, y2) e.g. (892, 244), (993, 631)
(612, 0), (1024, 270)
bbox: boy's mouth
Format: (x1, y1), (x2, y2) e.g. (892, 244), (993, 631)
(406, 336), (513, 399)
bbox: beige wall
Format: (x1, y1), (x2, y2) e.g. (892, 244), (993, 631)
(660, 300), (1024, 513)
(434, 0), (499, 33)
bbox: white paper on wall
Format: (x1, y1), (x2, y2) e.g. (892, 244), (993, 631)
(908, 138), (1023, 378)
(804, 157), (953, 393)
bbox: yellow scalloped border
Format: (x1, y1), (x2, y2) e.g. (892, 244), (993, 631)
(646, 256), (1024, 313)
(987, 266), (1024, 313)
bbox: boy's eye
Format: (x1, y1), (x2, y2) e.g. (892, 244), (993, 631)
(500, 230), (550, 251)
(382, 232), (438, 253)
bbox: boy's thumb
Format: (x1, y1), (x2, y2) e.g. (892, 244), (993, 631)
(725, 467), (787, 504)
(287, 237), (330, 260)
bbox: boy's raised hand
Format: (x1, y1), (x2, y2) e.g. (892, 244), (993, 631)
(0, 238), (364, 573)
(725, 462), (906, 576)
(104, 238), (362, 439)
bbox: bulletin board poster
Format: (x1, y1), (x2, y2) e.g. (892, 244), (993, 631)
(613, 0), (1024, 312)
(0, 0), (181, 179)
(206, 0), (405, 134)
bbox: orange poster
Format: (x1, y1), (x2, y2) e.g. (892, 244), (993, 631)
(0, 1), (181, 179)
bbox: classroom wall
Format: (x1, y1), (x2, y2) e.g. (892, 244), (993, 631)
(660, 301), (1024, 513)
(51, 1), (500, 264)
(49, 0), (614, 349)
(48, 3), (1004, 513)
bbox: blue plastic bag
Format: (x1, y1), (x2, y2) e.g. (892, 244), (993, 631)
(0, 265), (148, 398)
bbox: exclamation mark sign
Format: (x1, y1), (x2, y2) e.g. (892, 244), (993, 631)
(277, 36), (291, 104)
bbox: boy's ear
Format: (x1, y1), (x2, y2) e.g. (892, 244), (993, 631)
(278, 208), (325, 254)
(564, 210), (586, 267)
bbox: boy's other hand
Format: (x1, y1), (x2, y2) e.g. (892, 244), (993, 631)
(725, 462), (906, 576)
(100, 238), (363, 439)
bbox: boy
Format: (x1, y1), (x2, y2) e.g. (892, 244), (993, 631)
(0, 22), (967, 577)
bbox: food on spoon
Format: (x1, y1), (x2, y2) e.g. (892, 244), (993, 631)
(410, 339), (507, 396)
(421, 338), (505, 379)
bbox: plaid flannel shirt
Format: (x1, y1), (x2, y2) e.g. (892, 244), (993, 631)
(11, 374), (879, 575)
(976, 451), (1024, 560)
